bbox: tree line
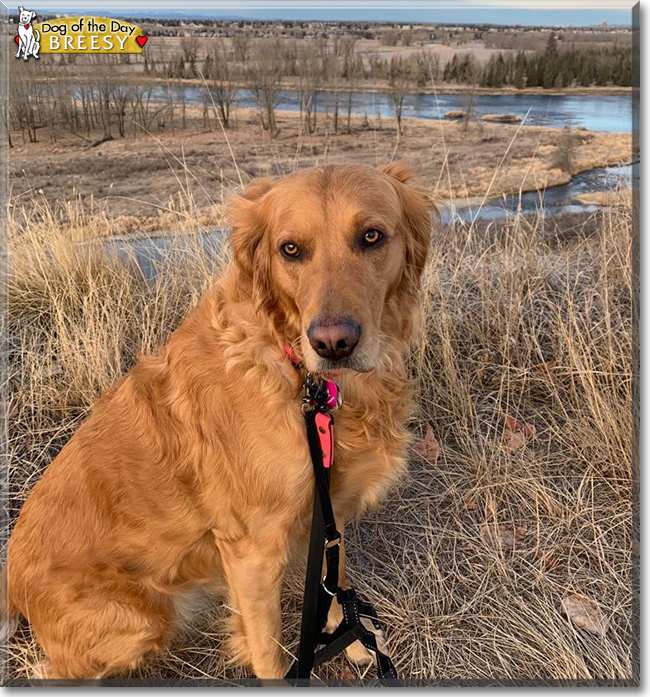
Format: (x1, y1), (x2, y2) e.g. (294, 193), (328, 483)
(444, 34), (632, 88)
(6, 33), (631, 145)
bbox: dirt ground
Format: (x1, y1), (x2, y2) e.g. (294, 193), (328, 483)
(361, 38), (519, 66)
(8, 109), (631, 236)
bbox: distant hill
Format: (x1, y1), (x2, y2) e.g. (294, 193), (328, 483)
(33, 7), (631, 27)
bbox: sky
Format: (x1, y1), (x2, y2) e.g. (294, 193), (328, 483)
(6, 0), (635, 27)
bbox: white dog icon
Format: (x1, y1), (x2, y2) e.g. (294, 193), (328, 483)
(15, 6), (40, 60)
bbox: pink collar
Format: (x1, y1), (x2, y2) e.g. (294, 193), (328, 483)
(284, 343), (301, 368)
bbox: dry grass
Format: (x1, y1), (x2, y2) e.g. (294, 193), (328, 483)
(576, 189), (633, 208)
(9, 109), (631, 233)
(481, 114), (523, 123)
(1, 182), (635, 683)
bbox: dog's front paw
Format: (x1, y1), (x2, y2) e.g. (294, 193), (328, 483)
(345, 618), (387, 668)
(224, 633), (253, 669)
(345, 640), (375, 667)
(223, 614), (253, 669)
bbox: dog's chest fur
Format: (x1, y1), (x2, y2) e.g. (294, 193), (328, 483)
(327, 378), (411, 520)
(175, 282), (415, 543)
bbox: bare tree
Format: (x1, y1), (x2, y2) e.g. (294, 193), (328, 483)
(461, 60), (481, 133)
(179, 35), (199, 76)
(415, 51), (440, 88)
(78, 84), (96, 135)
(344, 52), (362, 132)
(325, 54), (343, 133)
(205, 41), (238, 128)
(381, 29), (399, 46)
(109, 83), (129, 138)
(2, 91), (12, 148)
(164, 79), (176, 135)
(95, 73), (113, 139)
(296, 43), (323, 134)
(247, 40), (284, 137)
(128, 85), (165, 138)
(462, 89), (476, 133)
(554, 123), (576, 173)
(232, 33), (251, 64)
(387, 56), (412, 135)
(10, 83), (38, 143)
(340, 35), (357, 62)
(180, 35), (199, 63)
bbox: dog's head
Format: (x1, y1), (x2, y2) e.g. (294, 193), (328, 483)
(230, 163), (434, 375)
(18, 7), (36, 24)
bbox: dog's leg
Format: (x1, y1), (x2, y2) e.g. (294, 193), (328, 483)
(25, 584), (174, 680)
(324, 530), (386, 669)
(15, 38), (22, 59)
(220, 536), (288, 680)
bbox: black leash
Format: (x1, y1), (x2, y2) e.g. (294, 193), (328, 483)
(285, 373), (399, 684)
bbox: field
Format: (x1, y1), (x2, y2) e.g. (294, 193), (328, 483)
(8, 108), (631, 237)
(2, 185), (636, 682)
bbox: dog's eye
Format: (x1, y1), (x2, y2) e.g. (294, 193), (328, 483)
(362, 229), (385, 247)
(280, 242), (300, 259)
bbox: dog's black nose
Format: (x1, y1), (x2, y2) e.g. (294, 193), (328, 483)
(307, 317), (361, 361)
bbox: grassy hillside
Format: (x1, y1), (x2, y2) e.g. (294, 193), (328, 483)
(2, 192), (635, 682)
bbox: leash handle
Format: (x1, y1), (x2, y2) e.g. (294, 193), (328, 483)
(295, 468), (328, 679)
(294, 402), (341, 680)
(288, 375), (399, 685)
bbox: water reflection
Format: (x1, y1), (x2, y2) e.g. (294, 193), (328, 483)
(152, 85), (632, 133)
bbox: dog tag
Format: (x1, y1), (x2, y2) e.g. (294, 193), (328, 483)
(314, 411), (334, 468)
(324, 379), (342, 410)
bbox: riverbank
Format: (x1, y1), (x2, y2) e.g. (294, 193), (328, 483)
(33, 73), (632, 98)
(8, 107), (631, 237)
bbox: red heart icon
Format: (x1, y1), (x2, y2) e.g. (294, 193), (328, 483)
(136, 36), (147, 48)
(14, 36), (19, 44)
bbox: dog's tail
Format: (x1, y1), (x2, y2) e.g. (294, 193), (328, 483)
(33, 28), (40, 41)
(0, 567), (20, 643)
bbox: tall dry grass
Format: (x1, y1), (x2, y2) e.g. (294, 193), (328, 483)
(1, 191), (635, 682)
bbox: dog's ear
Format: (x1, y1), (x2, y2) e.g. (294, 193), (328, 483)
(229, 178), (276, 309)
(229, 178), (273, 277)
(30, 10), (36, 18)
(382, 161), (416, 184)
(18, 7), (24, 12)
(382, 162), (436, 301)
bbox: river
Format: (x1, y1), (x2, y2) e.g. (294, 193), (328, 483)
(154, 85), (632, 134)
(450, 162), (631, 222)
(4, 160), (629, 282)
(154, 85), (634, 218)
(84, 159), (629, 282)
(30, 87), (631, 273)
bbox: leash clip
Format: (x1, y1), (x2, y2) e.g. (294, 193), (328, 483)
(301, 373), (342, 413)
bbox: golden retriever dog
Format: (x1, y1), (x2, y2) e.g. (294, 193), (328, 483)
(3, 162), (434, 681)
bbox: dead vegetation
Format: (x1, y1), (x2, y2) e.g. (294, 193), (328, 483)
(8, 109), (632, 236)
(576, 188), (633, 208)
(1, 181), (636, 682)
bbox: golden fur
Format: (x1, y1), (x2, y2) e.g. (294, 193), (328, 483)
(4, 162), (434, 680)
